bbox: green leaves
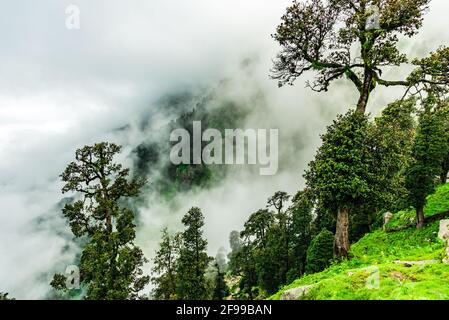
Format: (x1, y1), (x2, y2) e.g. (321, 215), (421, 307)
(305, 110), (373, 209)
(306, 229), (335, 274)
(405, 98), (449, 212)
(176, 207), (211, 300)
(52, 142), (149, 300)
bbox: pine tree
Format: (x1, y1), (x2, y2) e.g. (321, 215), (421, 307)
(406, 98), (448, 228)
(151, 228), (181, 300)
(287, 190), (313, 281)
(176, 207), (211, 300)
(305, 110), (374, 258)
(51, 142), (149, 300)
(212, 262), (229, 300)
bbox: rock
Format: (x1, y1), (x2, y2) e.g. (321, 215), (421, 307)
(280, 285), (314, 300)
(438, 220), (449, 241)
(393, 260), (438, 267)
(438, 220), (449, 264)
(383, 212), (393, 230)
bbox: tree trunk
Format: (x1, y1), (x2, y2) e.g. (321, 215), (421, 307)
(416, 206), (425, 229)
(334, 207), (350, 258)
(356, 69), (374, 114)
(441, 170), (448, 184)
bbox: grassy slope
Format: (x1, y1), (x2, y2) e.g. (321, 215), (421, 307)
(271, 183), (449, 300)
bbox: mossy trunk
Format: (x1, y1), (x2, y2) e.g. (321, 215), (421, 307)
(334, 207), (350, 258)
(416, 206), (425, 229)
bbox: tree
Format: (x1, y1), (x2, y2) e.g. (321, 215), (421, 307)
(212, 262), (229, 300)
(366, 98), (416, 212)
(305, 110), (374, 258)
(439, 100), (449, 184)
(405, 98), (448, 228)
(177, 207), (211, 300)
(51, 142), (149, 300)
(151, 228), (181, 300)
(267, 191), (291, 283)
(287, 190), (314, 280)
(227, 230), (243, 275)
(240, 209), (274, 248)
(305, 229), (335, 274)
(272, 0), (449, 114)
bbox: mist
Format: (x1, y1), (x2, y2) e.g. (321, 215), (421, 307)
(0, 0), (448, 299)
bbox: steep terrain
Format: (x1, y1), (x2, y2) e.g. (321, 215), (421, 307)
(271, 184), (449, 300)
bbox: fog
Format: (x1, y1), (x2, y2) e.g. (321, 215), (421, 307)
(0, 0), (448, 298)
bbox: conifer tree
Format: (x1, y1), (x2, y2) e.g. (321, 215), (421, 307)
(151, 228), (181, 300)
(212, 262), (229, 300)
(405, 98), (448, 228)
(51, 142), (149, 300)
(176, 207), (211, 300)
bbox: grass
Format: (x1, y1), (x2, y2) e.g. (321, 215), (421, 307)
(270, 183), (449, 300)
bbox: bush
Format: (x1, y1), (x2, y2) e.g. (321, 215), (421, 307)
(305, 229), (334, 274)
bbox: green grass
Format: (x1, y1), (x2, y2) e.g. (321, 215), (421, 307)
(270, 183), (449, 300)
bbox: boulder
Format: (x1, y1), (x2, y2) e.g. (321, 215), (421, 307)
(438, 220), (449, 264)
(280, 285), (314, 300)
(438, 220), (449, 242)
(383, 212), (393, 230)
(393, 260), (438, 267)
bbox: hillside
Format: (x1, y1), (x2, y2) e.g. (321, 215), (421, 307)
(271, 184), (449, 300)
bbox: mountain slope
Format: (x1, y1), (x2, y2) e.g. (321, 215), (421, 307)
(271, 184), (449, 300)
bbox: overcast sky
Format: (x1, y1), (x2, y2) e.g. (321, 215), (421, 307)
(0, 0), (448, 299)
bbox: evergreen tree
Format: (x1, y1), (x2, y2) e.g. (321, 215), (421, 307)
(305, 229), (334, 274)
(212, 262), (229, 300)
(151, 228), (181, 300)
(177, 207), (211, 300)
(287, 190), (314, 281)
(51, 142), (149, 300)
(227, 230), (243, 276)
(305, 110), (374, 258)
(366, 98), (416, 212)
(405, 98), (448, 228)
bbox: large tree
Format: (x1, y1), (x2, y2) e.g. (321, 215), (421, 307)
(305, 110), (374, 257)
(176, 207), (211, 300)
(51, 142), (149, 300)
(272, 0), (449, 114)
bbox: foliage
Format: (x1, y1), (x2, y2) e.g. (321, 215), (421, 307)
(51, 142), (149, 300)
(305, 110), (374, 212)
(271, 0), (449, 113)
(305, 229), (335, 274)
(405, 98), (448, 227)
(176, 207), (211, 300)
(151, 228), (181, 300)
(212, 262), (229, 300)
(271, 181), (449, 300)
